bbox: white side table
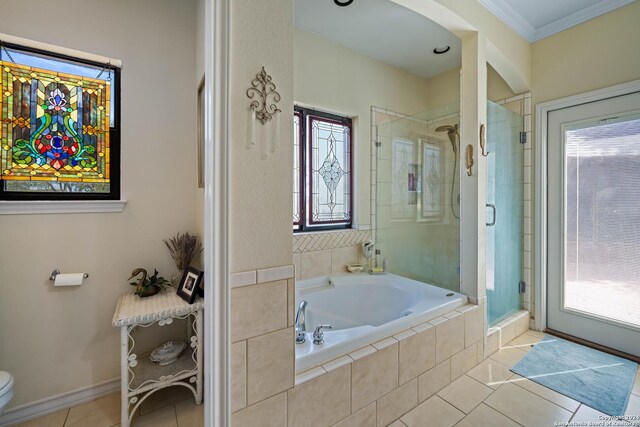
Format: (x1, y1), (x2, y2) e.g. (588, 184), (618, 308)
(112, 288), (204, 427)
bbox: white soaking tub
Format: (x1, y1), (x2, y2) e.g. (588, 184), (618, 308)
(295, 273), (467, 372)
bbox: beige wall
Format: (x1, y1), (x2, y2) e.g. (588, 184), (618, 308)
(435, 0), (530, 93)
(531, 1), (640, 106)
(426, 67), (460, 109)
(425, 65), (517, 111)
(294, 28), (432, 227)
(488, 64), (516, 102)
(0, 0), (198, 408)
(229, 0), (294, 273)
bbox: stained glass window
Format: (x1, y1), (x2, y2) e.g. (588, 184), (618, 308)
(294, 107), (352, 231)
(0, 43), (119, 200)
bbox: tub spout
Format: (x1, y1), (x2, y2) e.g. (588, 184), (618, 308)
(295, 300), (308, 344)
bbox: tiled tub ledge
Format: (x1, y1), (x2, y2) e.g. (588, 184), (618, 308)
(283, 303), (486, 427)
(488, 310), (531, 352)
(229, 265), (295, 288)
(294, 303), (482, 378)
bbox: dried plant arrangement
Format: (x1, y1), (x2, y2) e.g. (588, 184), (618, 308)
(164, 232), (203, 271)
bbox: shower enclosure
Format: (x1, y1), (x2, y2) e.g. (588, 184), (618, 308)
(375, 102), (461, 292)
(485, 100), (524, 325)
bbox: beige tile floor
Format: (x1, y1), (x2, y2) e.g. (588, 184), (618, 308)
(15, 330), (640, 427)
(15, 386), (203, 427)
(397, 330), (640, 427)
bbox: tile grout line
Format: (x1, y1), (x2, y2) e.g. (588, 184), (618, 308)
(440, 374), (500, 417)
(173, 403), (179, 427)
(62, 408), (70, 427)
(479, 380), (528, 427)
(568, 404), (582, 422)
(508, 370), (581, 412)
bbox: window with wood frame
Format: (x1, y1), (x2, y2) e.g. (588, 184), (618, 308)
(293, 106), (352, 232)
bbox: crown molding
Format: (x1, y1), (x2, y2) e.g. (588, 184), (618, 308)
(532, 0), (636, 41)
(479, 0), (635, 43)
(478, 0), (536, 42)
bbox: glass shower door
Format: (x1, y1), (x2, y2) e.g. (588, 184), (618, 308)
(486, 101), (524, 325)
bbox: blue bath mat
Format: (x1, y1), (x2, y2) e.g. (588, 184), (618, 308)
(511, 335), (638, 416)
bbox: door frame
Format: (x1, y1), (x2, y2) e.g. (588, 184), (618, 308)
(533, 79), (640, 332)
(204, 0), (230, 425)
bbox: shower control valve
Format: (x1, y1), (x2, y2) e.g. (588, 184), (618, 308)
(313, 324), (333, 345)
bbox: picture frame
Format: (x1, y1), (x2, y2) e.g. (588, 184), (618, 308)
(197, 75), (205, 189)
(177, 266), (203, 304)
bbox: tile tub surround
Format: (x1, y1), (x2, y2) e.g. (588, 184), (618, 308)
(283, 303), (487, 427)
(228, 264), (527, 426)
(292, 229), (372, 280)
(230, 268), (487, 427)
(294, 273), (467, 372)
(293, 229), (372, 253)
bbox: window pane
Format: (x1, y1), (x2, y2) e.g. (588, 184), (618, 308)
(1, 56), (112, 194)
(4, 48), (116, 127)
(564, 115), (640, 327)
(308, 116), (351, 225)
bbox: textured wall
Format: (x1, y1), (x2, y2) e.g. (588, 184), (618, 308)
(0, 0), (198, 408)
(228, 0), (294, 273)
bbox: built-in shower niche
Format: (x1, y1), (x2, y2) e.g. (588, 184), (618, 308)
(374, 102), (461, 292)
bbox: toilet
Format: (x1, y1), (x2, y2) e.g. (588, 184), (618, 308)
(0, 371), (14, 414)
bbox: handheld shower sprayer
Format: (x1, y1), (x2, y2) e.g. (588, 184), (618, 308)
(435, 124), (459, 155)
(435, 124), (460, 220)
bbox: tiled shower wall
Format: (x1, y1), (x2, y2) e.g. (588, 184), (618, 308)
(292, 230), (372, 279)
(370, 106), (461, 291)
(369, 97), (534, 319)
(494, 93), (534, 320)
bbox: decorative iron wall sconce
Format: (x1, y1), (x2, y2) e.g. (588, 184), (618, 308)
(246, 66), (282, 158)
(246, 67), (281, 124)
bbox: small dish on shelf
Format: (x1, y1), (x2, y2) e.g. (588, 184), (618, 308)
(150, 341), (187, 365)
(346, 264), (365, 273)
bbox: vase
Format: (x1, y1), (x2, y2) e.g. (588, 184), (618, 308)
(171, 270), (184, 288)
(137, 285), (161, 298)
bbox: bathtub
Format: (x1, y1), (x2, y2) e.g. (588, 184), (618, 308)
(295, 273), (467, 372)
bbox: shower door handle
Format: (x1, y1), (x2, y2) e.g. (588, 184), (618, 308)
(486, 203), (496, 226)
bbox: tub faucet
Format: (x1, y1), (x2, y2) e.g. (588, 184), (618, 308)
(313, 324), (333, 345)
(295, 301), (308, 344)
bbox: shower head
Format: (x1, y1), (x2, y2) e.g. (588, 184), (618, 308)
(435, 124), (457, 133)
(435, 124), (459, 153)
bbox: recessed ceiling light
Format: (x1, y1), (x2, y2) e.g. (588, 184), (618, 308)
(433, 45), (451, 55)
(334, 0), (354, 6)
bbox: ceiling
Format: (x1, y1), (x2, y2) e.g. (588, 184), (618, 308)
(294, 0), (634, 80)
(294, 0), (461, 80)
(478, 0), (636, 42)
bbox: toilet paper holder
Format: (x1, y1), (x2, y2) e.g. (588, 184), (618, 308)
(49, 269), (89, 281)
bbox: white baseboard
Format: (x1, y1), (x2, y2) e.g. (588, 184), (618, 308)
(0, 378), (120, 427)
